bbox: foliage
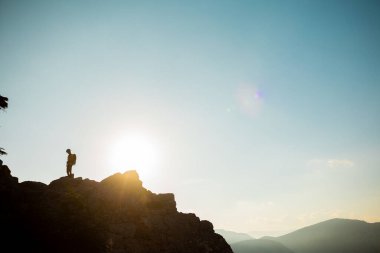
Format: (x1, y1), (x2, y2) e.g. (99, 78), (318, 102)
(0, 95), (8, 110)
(1, 95), (8, 156)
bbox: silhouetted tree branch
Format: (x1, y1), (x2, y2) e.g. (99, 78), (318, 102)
(0, 95), (8, 110)
(1, 95), (8, 156)
(0, 148), (7, 156)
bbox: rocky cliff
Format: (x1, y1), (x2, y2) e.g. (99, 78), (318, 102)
(0, 166), (232, 253)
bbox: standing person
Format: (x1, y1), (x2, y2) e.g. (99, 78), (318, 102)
(66, 149), (76, 177)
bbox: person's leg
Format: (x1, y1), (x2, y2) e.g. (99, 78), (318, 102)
(66, 164), (72, 176)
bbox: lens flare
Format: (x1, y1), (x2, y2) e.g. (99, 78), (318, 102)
(236, 84), (264, 117)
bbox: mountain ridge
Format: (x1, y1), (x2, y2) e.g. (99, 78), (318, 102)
(231, 238), (294, 253)
(0, 165), (232, 253)
(215, 229), (253, 244)
(230, 218), (380, 253)
(268, 218), (380, 253)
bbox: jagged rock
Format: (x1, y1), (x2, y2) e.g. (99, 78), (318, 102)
(0, 168), (232, 253)
(0, 163), (18, 184)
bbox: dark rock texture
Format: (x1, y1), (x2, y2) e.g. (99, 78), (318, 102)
(0, 166), (232, 253)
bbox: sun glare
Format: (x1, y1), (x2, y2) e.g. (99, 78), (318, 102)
(109, 133), (160, 179)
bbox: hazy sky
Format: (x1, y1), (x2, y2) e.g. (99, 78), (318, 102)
(1, 0), (380, 235)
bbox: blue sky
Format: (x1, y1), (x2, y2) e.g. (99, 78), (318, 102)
(1, 0), (380, 234)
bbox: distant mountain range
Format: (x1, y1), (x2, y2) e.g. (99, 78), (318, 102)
(220, 218), (380, 253)
(215, 229), (253, 244)
(247, 230), (290, 239)
(231, 239), (294, 253)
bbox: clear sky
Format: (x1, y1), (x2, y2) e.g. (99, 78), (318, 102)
(1, 0), (380, 235)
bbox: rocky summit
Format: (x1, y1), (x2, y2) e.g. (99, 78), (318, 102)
(0, 166), (232, 253)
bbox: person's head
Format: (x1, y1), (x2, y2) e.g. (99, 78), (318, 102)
(66, 149), (71, 154)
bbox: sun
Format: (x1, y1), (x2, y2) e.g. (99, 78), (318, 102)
(109, 133), (160, 179)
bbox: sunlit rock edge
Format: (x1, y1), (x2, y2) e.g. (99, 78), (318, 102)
(0, 166), (232, 253)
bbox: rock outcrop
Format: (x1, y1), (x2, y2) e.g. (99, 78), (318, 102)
(0, 166), (232, 253)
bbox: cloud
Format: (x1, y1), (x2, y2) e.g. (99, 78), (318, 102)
(327, 159), (354, 169)
(307, 159), (354, 169)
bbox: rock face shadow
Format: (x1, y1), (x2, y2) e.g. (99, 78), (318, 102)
(0, 167), (232, 253)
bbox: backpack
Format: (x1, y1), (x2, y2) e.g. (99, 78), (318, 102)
(72, 154), (77, 165)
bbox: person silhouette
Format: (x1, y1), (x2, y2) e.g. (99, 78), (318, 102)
(66, 149), (76, 177)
